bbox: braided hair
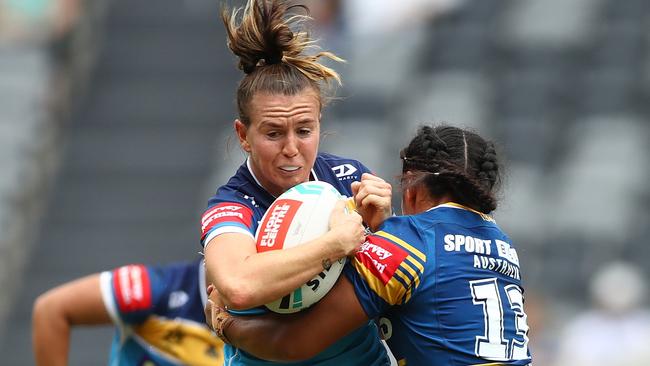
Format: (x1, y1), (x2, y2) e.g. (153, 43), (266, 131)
(400, 125), (501, 214)
(222, 0), (344, 126)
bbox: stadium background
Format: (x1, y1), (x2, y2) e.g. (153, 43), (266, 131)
(1, 0), (649, 364)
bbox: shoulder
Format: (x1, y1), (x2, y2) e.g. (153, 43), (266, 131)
(378, 216), (428, 246)
(350, 221), (427, 305)
(316, 152), (371, 175)
(313, 153), (371, 196)
(149, 260), (201, 278)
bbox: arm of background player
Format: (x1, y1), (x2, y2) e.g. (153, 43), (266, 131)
(32, 274), (111, 366)
(210, 275), (369, 361)
(204, 201), (366, 310)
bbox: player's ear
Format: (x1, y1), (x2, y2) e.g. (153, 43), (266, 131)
(234, 119), (251, 153)
(401, 187), (413, 215)
(401, 171), (417, 215)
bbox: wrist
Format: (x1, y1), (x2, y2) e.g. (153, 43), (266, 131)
(320, 230), (346, 259)
(213, 307), (235, 344)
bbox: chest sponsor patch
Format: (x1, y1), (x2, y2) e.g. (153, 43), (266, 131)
(201, 202), (254, 239)
(355, 235), (408, 285)
(113, 264), (152, 313)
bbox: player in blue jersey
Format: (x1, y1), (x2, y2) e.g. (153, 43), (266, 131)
(208, 125), (533, 366)
(200, 1), (392, 365)
(32, 259), (224, 365)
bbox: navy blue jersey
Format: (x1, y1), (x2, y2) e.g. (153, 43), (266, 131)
(344, 203), (532, 366)
(200, 153), (390, 366)
(99, 259), (224, 365)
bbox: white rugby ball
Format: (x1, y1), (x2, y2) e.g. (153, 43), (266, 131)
(256, 181), (348, 314)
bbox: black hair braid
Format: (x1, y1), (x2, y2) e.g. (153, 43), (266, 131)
(429, 169), (497, 214)
(476, 142), (499, 191)
(401, 125), (501, 214)
(401, 126), (450, 173)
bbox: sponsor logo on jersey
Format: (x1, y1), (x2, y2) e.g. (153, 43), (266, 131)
(113, 264), (152, 313)
(200, 203), (253, 239)
(356, 236), (408, 285)
(332, 163), (358, 179)
(256, 199), (301, 251)
(168, 291), (189, 309)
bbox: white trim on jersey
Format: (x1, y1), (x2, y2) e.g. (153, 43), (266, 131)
(381, 340), (398, 366)
(198, 261), (208, 309)
(100, 271), (130, 345)
(203, 226), (255, 251)
(246, 157), (265, 192)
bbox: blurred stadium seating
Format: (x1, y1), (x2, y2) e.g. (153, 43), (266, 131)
(0, 0), (648, 364)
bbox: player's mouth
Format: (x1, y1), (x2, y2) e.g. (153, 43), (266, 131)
(279, 166), (301, 172)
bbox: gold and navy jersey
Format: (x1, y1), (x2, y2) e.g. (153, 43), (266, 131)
(344, 203), (532, 366)
(99, 260), (224, 366)
(199, 153), (390, 366)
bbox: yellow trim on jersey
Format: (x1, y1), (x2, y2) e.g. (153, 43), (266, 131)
(397, 260), (421, 289)
(443, 202), (495, 222)
(398, 358), (407, 365)
(404, 255), (424, 276)
(394, 266), (417, 303)
(393, 267), (412, 288)
(133, 316), (224, 366)
(376, 231), (426, 262)
(353, 257), (408, 305)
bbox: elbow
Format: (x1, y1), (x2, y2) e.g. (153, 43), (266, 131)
(32, 293), (51, 325)
(217, 281), (259, 310)
(32, 291), (63, 330)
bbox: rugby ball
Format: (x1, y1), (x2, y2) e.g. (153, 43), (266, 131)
(256, 181), (348, 314)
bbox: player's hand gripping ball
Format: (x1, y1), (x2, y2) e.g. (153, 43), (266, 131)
(255, 181), (350, 313)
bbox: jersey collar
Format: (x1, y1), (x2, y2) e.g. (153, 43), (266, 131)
(428, 202), (495, 223)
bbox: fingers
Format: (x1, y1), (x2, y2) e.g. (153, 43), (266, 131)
(205, 299), (215, 330)
(360, 172), (386, 182)
(354, 181), (392, 209)
(351, 181), (361, 196)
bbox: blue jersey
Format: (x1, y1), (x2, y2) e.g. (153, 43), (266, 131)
(200, 153), (390, 366)
(345, 203), (532, 366)
(100, 260), (224, 366)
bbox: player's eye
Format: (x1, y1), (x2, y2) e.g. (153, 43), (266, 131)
(297, 128), (312, 137)
(266, 131), (281, 139)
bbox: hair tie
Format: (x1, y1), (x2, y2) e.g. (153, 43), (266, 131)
(265, 53), (283, 65)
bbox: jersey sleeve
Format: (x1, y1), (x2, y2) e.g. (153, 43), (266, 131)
(200, 200), (255, 248)
(99, 264), (171, 325)
(343, 216), (428, 318)
(356, 160), (372, 176)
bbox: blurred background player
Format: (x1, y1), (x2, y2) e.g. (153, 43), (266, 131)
(553, 261), (650, 366)
(208, 125), (532, 365)
(32, 258), (224, 366)
(200, 0), (392, 365)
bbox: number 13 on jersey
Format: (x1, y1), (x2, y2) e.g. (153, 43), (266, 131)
(470, 278), (530, 361)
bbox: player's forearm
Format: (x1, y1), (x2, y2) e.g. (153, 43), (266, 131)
(226, 313), (323, 361)
(207, 233), (342, 309)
